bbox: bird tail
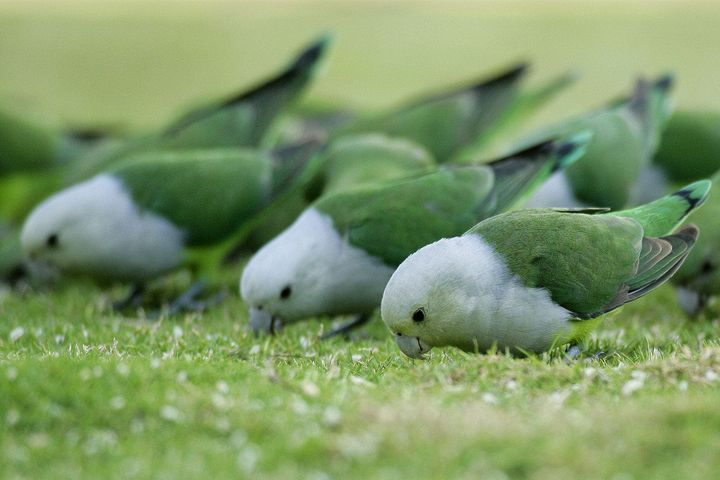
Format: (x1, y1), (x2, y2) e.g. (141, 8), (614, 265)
(163, 34), (333, 140)
(485, 130), (591, 213)
(610, 180), (711, 237)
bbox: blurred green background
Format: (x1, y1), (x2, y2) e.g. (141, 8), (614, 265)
(1, 0), (719, 134)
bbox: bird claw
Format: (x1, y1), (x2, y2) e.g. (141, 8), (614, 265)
(320, 314), (370, 341)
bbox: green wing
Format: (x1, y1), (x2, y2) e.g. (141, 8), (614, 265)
(654, 110), (720, 182)
(110, 149), (273, 246)
(315, 166), (496, 266)
(339, 64), (527, 162)
(603, 225), (698, 313)
(473, 209), (697, 317)
(0, 108), (59, 175)
(159, 35), (331, 149)
(472, 209), (643, 315)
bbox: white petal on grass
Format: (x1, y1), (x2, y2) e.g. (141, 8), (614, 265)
(160, 405), (183, 422)
(172, 326), (183, 339)
(9, 327), (24, 342)
(301, 381), (320, 398)
(622, 379), (644, 396)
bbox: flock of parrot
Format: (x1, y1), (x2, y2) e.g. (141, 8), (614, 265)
(2, 35), (720, 359)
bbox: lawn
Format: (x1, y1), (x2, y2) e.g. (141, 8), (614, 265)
(2, 1), (720, 478)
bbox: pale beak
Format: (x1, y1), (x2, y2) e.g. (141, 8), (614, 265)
(249, 307), (283, 335)
(395, 334), (431, 359)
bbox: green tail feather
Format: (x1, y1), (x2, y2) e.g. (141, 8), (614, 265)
(611, 180), (711, 237)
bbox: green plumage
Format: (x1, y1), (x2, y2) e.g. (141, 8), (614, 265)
(469, 181), (707, 316)
(241, 134), (436, 250)
(0, 108), (59, 175)
(160, 35), (331, 149)
(315, 136), (587, 266)
(110, 149), (274, 246)
(654, 110), (720, 181)
(612, 179), (710, 237)
(527, 76), (673, 209)
(338, 64), (528, 162)
(65, 36), (330, 184)
(314, 134), (435, 195)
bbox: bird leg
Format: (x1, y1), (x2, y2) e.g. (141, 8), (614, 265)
(320, 314), (370, 340)
(112, 284), (146, 311)
(157, 281), (226, 317)
(564, 342), (606, 363)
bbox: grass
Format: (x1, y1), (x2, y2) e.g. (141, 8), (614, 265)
(2, 275), (720, 479)
(2, 1), (720, 478)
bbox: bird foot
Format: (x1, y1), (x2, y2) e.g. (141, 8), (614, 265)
(320, 314), (370, 341)
(147, 281), (226, 318)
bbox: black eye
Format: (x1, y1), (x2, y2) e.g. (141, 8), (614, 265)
(280, 285), (292, 300)
(412, 308), (426, 322)
(46, 234), (59, 248)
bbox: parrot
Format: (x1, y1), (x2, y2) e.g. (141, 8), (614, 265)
(19, 140), (321, 311)
(336, 63), (574, 163)
(240, 132), (591, 337)
(380, 181), (709, 359)
(524, 75), (674, 210)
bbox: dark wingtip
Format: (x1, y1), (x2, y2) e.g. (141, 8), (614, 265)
(288, 33), (333, 72)
(672, 179), (712, 214)
(469, 62), (529, 93)
(654, 73), (675, 92)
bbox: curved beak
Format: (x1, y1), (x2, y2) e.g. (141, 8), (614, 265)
(395, 334), (432, 359)
(249, 307), (283, 335)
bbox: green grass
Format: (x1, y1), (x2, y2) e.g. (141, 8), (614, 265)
(2, 274), (720, 479)
(2, 1), (720, 478)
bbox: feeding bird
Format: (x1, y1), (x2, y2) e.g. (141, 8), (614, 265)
(20, 140), (320, 311)
(240, 132), (590, 337)
(380, 181), (709, 359)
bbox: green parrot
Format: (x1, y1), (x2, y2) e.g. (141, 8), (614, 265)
(524, 75), (674, 210)
(240, 132), (590, 337)
(336, 64), (573, 163)
(20, 140), (320, 310)
(381, 181), (709, 358)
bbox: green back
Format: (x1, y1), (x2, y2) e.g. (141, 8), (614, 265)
(339, 64), (527, 162)
(654, 110), (720, 182)
(0, 108), (59, 175)
(111, 149), (272, 246)
(471, 209), (643, 315)
(315, 166), (496, 266)
(319, 134), (435, 195)
(563, 107), (645, 209)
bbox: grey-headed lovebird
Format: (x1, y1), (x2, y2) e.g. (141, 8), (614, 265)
(381, 181), (709, 358)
